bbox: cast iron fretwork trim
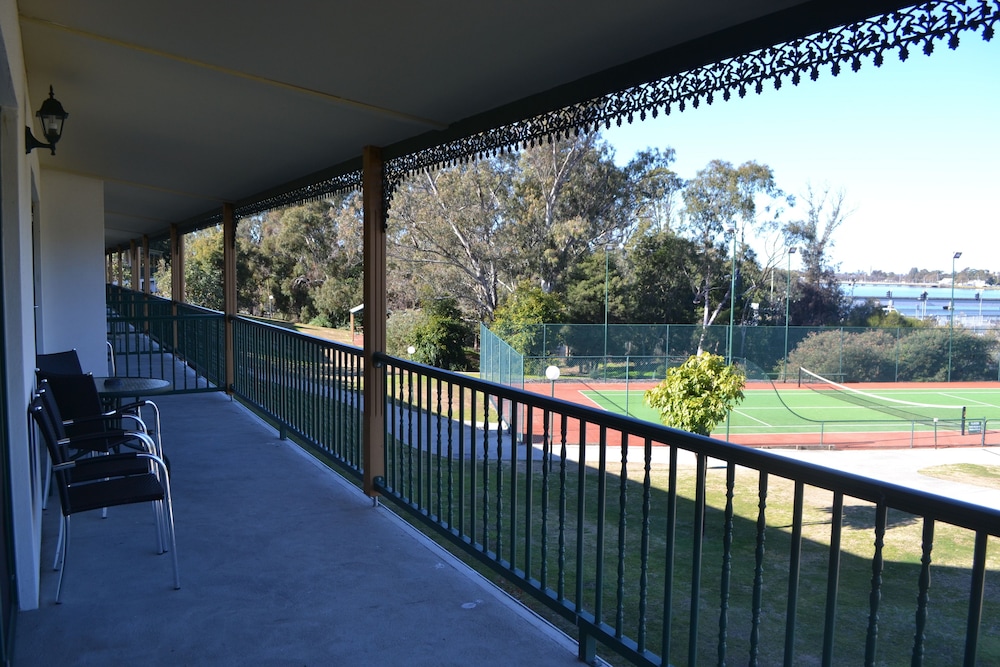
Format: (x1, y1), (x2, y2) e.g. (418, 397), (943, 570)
(385, 0), (997, 199)
(235, 170), (363, 220)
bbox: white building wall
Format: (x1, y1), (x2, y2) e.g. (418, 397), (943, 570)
(36, 171), (107, 374)
(1, 0), (44, 609)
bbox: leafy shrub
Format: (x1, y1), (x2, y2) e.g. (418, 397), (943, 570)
(388, 299), (474, 371)
(787, 329), (898, 382)
(897, 328), (996, 381)
(644, 353), (745, 436)
(788, 327), (997, 382)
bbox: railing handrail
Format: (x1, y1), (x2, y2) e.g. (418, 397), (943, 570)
(377, 352), (1000, 535)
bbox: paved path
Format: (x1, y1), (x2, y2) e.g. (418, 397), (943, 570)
(767, 445), (1000, 508)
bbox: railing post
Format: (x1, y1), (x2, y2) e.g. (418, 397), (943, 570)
(170, 224), (184, 353)
(363, 145), (387, 497)
(129, 239), (139, 291)
(223, 203), (237, 394)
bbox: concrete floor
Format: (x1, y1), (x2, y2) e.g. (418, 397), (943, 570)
(14, 391), (584, 666)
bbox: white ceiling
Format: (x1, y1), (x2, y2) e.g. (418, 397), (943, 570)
(19, 0), (894, 249)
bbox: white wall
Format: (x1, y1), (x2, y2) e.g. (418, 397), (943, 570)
(36, 170), (107, 374)
(1, 0), (44, 609)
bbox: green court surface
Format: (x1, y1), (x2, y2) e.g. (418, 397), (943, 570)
(581, 385), (1000, 436)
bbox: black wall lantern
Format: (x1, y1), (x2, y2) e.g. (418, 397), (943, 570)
(25, 86), (69, 155)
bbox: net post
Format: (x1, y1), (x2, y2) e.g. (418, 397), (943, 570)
(962, 406), (967, 436)
(797, 366), (802, 388)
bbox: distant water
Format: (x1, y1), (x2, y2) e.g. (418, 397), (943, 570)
(848, 283), (999, 324)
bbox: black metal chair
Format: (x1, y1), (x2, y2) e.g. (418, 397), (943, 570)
(35, 371), (163, 459)
(35, 380), (164, 569)
(36, 349), (84, 375)
(30, 386), (179, 603)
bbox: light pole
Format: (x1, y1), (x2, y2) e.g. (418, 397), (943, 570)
(783, 247), (797, 381)
(545, 365), (560, 443)
(948, 251), (961, 382)
(604, 244), (611, 376)
(726, 227), (737, 365)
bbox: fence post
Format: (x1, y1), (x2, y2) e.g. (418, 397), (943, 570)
(362, 145), (387, 497)
(222, 203), (237, 394)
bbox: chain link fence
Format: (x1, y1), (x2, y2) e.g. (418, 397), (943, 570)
(481, 323), (1000, 385)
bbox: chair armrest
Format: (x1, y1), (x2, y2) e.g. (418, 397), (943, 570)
(57, 429), (156, 454)
(65, 412), (148, 433)
(55, 452), (153, 482)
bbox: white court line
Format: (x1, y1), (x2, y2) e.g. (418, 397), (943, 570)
(941, 392), (998, 408)
(734, 409), (771, 427)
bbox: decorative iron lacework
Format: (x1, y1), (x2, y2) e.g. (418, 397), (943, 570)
(385, 0), (998, 194)
(236, 170), (362, 220)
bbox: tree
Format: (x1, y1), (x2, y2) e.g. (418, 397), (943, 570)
(626, 147), (685, 232)
(562, 249), (624, 325)
(491, 281), (565, 358)
(389, 158), (517, 321)
(253, 197), (364, 325)
(621, 229), (699, 325)
(511, 134), (633, 289)
(644, 352), (745, 436)
(680, 160), (784, 350)
(184, 227), (225, 310)
(409, 297), (475, 371)
(784, 185), (851, 325)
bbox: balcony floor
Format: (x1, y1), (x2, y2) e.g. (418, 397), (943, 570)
(14, 391), (583, 665)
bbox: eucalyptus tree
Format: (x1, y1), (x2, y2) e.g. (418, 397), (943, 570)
(388, 155), (517, 322)
(626, 147), (685, 233)
(510, 133), (634, 290)
(783, 184), (851, 325)
(680, 159), (784, 351)
(248, 196), (363, 325)
(622, 229), (700, 325)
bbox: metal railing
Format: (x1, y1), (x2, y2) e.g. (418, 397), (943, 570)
(106, 285), (224, 390)
(106, 289), (1000, 665)
(373, 353), (1000, 667)
(232, 317), (365, 478)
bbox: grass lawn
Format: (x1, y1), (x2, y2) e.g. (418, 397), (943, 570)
(381, 441), (1000, 666)
(920, 463), (1000, 490)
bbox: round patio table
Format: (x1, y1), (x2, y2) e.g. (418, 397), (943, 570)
(93, 376), (172, 401)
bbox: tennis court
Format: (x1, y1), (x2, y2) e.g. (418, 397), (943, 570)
(578, 380), (1000, 448)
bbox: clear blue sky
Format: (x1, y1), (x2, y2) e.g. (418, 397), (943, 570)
(603, 35), (999, 276)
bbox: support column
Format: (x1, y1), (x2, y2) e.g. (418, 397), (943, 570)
(362, 146), (387, 497)
(170, 224), (185, 302)
(142, 235), (151, 294)
(170, 224), (185, 351)
(223, 203), (237, 393)
(129, 240), (139, 290)
(116, 247), (124, 287)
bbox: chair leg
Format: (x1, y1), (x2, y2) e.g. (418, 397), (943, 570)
(159, 477), (180, 590)
(42, 457), (51, 511)
(150, 500), (165, 554)
(55, 516), (70, 604)
(53, 518), (64, 571)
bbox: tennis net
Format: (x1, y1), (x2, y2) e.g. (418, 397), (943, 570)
(798, 367), (967, 431)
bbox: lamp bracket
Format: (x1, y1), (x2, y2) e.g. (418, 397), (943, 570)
(25, 126), (57, 155)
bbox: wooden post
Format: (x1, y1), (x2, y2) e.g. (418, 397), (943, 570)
(362, 146), (386, 497)
(129, 239), (139, 291)
(142, 235), (151, 294)
(170, 224), (185, 302)
(170, 224), (184, 352)
(116, 247), (124, 287)
(223, 203), (237, 394)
